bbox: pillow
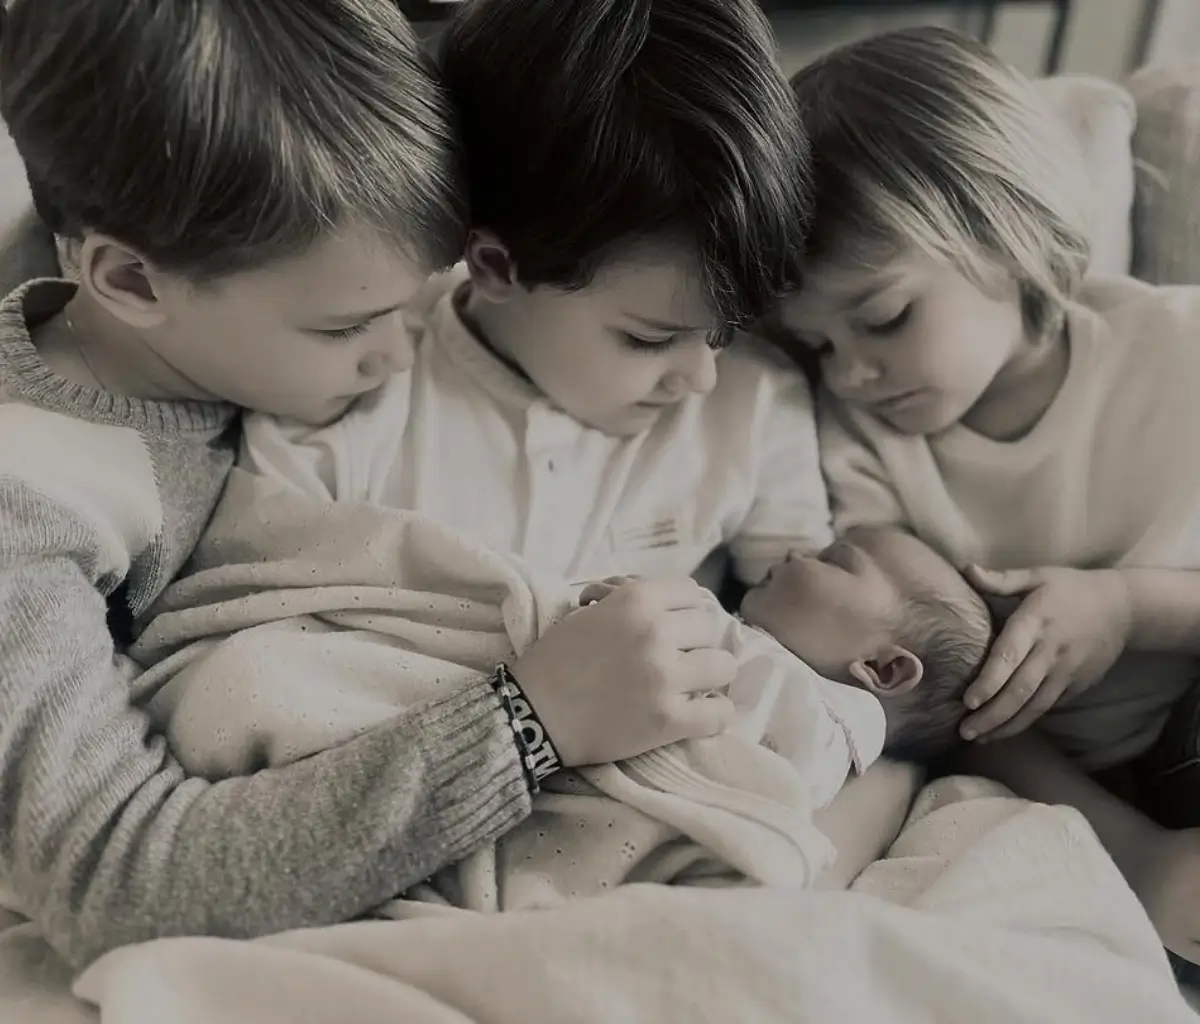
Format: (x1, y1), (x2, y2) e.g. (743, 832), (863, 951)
(0, 121), (30, 240)
(1033, 74), (1137, 277)
(0, 208), (58, 295)
(1127, 61), (1200, 286)
(0, 122), (58, 294)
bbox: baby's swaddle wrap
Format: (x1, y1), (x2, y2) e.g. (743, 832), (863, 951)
(132, 469), (884, 910)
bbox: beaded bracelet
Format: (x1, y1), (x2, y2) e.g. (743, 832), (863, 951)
(489, 663), (563, 793)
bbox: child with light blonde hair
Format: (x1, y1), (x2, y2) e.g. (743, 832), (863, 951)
(769, 26), (1200, 971)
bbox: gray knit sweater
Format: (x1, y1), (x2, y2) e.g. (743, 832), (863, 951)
(0, 279), (531, 968)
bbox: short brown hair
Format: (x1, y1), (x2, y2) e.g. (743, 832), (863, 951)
(1, 0), (467, 280)
(439, 0), (812, 330)
(790, 27), (1090, 342)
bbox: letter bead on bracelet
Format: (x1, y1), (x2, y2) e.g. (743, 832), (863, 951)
(490, 663), (563, 791)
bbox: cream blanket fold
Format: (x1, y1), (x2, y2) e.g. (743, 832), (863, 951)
(128, 469), (880, 909)
(72, 778), (1196, 1024)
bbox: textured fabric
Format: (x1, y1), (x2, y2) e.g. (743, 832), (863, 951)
(241, 266), (833, 588)
(1129, 61), (1200, 285)
(72, 784), (1194, 1024)
(127, 468), (884, 907)
(0, 280), (531, 969)
(820, 276), (1200, 770)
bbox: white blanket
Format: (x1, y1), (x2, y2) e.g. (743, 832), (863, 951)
(1, 759), (1191, 1020)
(127, 469), (885, 906)
(0, 471), (1192, 1020)
(64, 777), (1195, 1023)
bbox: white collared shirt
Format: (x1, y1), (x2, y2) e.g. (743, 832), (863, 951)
(243, 267), (831, 585)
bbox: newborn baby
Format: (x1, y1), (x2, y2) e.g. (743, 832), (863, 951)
(742, 527), (994, 760)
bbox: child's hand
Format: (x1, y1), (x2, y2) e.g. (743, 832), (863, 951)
(578, 574), (643, 605)
(513, 577), (737, 767)
(1138, 827), (1200, 967)
(958, 566), (1131, 741)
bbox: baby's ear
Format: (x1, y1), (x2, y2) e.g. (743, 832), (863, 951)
(849, 645), (923, 699)
(463, 228), (519, 301)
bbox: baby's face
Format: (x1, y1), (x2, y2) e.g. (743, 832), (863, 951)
(740, 527), (962, 680)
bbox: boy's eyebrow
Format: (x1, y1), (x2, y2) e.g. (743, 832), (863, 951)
(313, 301), (405, 326)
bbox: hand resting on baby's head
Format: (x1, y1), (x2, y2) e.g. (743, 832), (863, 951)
(742, 527), (992, 761)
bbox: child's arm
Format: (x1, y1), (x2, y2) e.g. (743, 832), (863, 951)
(0, 489), (531, 968)
(1122, 568), (1200, 653)
(950, 732), (1200, 963)
(949, 733), (1161, 884)
(811, 758), (925, 890)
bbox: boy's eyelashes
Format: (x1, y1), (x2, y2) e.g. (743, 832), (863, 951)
(318, 322), (372, 341)
(619, 325), (736, 353)
(619, 330), (680, 352)
(312, 302), (406, 342)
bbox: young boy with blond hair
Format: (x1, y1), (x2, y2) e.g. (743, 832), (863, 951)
(0, 0), (749, 967)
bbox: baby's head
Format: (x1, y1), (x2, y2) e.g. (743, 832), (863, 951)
(2, 0), (466, 425)
(438, 0), (811, 436)
(741, 527), (992, 760)
(767, 27), (1090, 437)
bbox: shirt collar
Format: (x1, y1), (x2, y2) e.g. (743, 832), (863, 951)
(812, 678), (887, 774)
(428, 269), (547, 414)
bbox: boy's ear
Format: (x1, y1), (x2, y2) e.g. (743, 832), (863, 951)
(464, 228), (520, 301)
(78, 235), (167, 329)
(849, 644), (923, 698)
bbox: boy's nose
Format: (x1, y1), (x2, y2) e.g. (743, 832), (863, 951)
(385, 325), (417, 372)
(359, 331), (415, 379)
(678, 340), (719, 395)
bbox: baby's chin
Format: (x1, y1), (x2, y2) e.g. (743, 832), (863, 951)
(739, 588), (838, 678)
(738, 578), (807, 641)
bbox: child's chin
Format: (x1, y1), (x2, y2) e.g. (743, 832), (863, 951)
(877, 408), (936, 435)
